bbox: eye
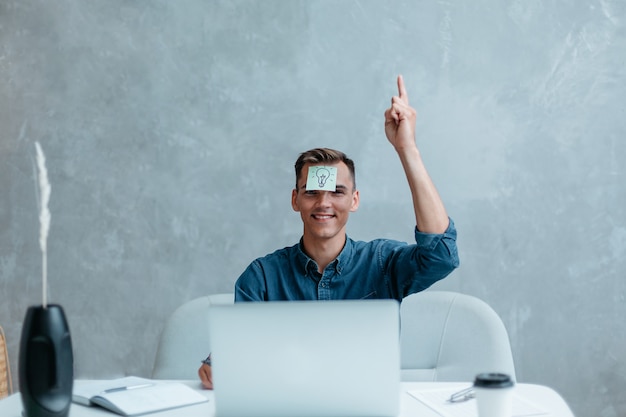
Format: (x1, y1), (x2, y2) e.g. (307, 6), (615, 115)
(304, 190), (318, 196)
(333, 186), (349, 195)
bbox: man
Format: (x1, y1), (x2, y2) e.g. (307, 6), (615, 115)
(198, 75), (459, 389)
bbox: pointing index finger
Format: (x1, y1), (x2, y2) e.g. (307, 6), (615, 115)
(397, 74), (408, 103)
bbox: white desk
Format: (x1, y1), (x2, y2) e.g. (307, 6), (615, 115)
(0, 381), (574, 417)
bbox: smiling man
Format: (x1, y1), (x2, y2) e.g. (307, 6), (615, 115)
(198, 75), (459, 389)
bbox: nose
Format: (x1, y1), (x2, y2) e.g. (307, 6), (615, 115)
(316, 191), (332, 207)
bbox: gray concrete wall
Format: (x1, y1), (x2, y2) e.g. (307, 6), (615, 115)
(1, 1), (625, 416)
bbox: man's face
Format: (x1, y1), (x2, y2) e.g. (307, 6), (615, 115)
(291, 162), (360, 242)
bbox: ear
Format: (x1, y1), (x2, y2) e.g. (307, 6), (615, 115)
(350, 190), (360, 212)
(291, 188), (300, 212)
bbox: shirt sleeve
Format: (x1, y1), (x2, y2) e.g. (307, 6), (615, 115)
(386, 217), (459, 298)
(414, 217), (458, 250)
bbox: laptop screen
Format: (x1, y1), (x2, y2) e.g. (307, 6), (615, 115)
(209, 299), (401, 417)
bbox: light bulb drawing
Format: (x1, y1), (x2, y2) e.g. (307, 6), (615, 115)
(315, 167), (331, 188)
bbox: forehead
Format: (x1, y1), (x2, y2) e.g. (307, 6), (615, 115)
(298, 161), (353, 186)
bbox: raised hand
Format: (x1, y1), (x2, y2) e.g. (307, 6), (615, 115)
(384, 75), (417, 151)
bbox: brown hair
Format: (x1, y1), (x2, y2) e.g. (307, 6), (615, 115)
(294, 148), (356, 189)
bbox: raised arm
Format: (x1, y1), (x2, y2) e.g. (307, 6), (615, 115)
(384, 75), (449, 234)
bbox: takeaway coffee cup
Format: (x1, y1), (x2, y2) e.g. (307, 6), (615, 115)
(473, 373), (514, 417)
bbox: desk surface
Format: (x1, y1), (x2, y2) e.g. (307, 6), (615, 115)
(0, 380), (574, 417)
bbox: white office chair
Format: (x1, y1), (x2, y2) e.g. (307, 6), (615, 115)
(152, 291), (515, 382)
(152, 293), (233, 380)
(400, 291), (516, 382)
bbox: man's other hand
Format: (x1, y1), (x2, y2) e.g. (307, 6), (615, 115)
(198, 363), (213, 390)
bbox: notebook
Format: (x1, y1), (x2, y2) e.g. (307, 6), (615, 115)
(209, 299), (401, 417)
(72, 377), (208, 416)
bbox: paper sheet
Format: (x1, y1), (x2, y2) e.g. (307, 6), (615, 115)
(408, 386), (548, 417)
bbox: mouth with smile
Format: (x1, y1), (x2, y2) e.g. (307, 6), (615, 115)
(312, 213), (335, 221)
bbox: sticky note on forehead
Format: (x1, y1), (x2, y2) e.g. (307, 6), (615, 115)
(306, 166), (338, 191)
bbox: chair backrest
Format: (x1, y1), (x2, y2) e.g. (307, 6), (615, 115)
(151, 293), (234, 379)
(400, 291), (516, 382)
(152, 291), (515, 382)
(1, 325), (13, 399)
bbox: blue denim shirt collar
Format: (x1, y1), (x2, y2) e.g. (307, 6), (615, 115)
(296, 235), (352, 275)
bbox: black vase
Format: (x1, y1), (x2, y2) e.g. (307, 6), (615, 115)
(19, 304), (74, 417)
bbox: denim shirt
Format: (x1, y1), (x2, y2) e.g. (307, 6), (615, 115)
(234, 218), (459, 302)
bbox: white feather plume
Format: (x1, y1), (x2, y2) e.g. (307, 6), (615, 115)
(35, 141), (51, 307)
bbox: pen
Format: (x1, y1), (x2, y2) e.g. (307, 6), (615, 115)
(102, 383), (154, 394)
(448, 386), (475, 403)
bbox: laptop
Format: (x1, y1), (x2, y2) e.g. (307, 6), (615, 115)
(209, 299), (401, 417)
